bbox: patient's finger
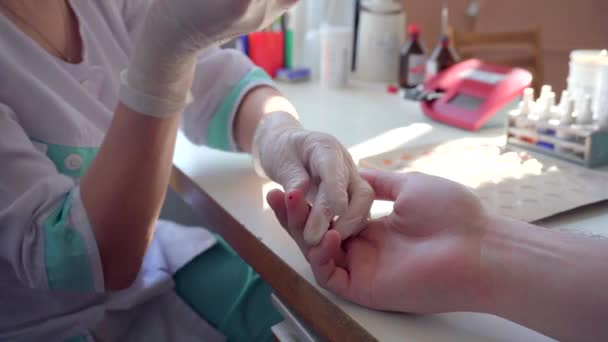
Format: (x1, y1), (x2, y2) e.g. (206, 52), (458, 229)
(267, 189), (288, 228)
(333, 177), (374, 240)
(308, 230), (351, 297)
(285, 189), (312, 252)
(359, 168), (406, 201)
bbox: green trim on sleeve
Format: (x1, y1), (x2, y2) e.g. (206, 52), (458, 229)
(174, 235), (282, 341)
(206, 68), (273, 151)
(44, 191), (94, 291)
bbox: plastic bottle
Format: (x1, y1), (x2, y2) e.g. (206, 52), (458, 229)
(303, 0), (357, 79)
(355, 0), (406, 82)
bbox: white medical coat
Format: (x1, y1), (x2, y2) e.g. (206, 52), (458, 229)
(0, 0), (274, 340)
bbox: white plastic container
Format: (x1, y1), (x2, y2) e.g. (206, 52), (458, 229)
(303, 0), (356, 79)
(320, 25), (353, 88)
(355, 0), (406, 82)
(567, 50), (608, 116)
(595, 64), (608, 128)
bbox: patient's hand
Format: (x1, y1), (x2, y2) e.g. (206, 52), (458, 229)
(267, 169), (492, 313)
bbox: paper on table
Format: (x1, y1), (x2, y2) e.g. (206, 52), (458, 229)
(360, 137), (608, 222)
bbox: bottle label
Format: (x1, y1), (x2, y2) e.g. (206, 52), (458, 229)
(426, 60), (438, 80)
(407, 54), (426, 86)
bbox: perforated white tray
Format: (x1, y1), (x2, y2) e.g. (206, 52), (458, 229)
(360, 137), (608, 222)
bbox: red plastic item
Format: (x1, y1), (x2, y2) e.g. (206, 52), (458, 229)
(387, 85), (399, 94)
(407, 23), (420, 36)
(248, 32), (284, 78)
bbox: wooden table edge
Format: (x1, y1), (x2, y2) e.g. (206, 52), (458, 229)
(169, 166), (377, 341)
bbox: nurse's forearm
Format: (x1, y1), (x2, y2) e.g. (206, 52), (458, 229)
(81, 103), (180, 290)
(234, 86), (298, 153)
(480, 216), (608, 341)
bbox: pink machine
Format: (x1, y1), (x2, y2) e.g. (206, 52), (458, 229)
(421, 59), (532, 131)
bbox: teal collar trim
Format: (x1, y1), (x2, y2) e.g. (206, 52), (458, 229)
(31, 139), (98, 178)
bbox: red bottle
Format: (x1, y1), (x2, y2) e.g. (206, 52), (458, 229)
(399, 24), (426, 89)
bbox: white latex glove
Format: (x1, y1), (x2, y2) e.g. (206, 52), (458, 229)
(120, 0), (296, 116)
(254, 112), (374, 245)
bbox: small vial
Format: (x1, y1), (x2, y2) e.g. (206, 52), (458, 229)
(538, 92), (556, 121)
(558, 90), (570, 113)
(539, 85), (552, 100)
(576, 94), (594, 124)
(556, 98), (577, 149)
(559, 98), (576, 125)
(523, 87), (535, 101)
(521, 88), (534, 115)
(549, 92), (560, 117)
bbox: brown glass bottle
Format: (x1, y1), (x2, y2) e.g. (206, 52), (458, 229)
(399, 24), (426, 88)
(425, 34), (459, 79)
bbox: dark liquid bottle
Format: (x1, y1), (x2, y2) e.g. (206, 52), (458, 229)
(426, 34), (459, 79)
(399, 24), (426, 88)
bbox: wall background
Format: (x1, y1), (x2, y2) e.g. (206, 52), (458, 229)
(401, 0), (608, 90)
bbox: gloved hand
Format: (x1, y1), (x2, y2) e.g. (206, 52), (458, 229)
(254, 112), (374, 245)
(120, 0), (296, 117)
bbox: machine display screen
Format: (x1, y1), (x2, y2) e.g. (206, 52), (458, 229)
(449, 93), (484, 110)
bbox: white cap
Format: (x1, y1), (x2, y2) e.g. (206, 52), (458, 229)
(519, 100), (532, 116)
(523, 87), (534, 102)
(540, 85), (552, 99)
(576, 94), (594, 124)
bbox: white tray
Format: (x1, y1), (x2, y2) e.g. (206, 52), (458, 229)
(360, 137), (608, 222)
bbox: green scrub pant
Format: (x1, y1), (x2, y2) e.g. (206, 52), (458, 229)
(174, 236), (283, 341)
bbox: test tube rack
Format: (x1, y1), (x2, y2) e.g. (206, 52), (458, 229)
(506, 116), (608, 168)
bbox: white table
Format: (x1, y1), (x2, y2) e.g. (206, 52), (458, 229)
(172, 81), (608, 341)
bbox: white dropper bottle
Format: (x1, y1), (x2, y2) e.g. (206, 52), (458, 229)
(558, 90), (570, 114)
(538, 92), (556, 121)
(560, 97), (576, 125)
(537, 85), (552, 104)
(519, 87), (534, 116)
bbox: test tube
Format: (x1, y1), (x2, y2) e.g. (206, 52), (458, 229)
(576, 94), (594, 124)
(539, 92), (556, 121)
(558, 90), (570, 113)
